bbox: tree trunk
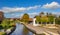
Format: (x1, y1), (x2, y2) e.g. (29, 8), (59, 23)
(41, 21), (42, 26)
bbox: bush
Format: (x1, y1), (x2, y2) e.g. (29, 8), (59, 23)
(0, 25), (3, 30)
(56, 19), (60, 25)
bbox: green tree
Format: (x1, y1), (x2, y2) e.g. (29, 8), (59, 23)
(1, 19), (10, 30)
(36, 16), (41, 23)
(48, 15), (54, 24)
(21, 13), (29, 24)
(59, 15), (60, 18)
(41, 16), (48, 22)
(56, 18), (60, 25)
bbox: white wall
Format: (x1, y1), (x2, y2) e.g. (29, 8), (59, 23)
(33, 18), (39, 26)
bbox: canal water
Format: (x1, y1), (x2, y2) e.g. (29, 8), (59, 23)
(10, 23), (33, 35)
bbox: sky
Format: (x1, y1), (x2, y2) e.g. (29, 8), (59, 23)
(0, 0), (60, 18)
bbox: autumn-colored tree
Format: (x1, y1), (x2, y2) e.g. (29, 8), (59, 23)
(21, 13), (29, 24)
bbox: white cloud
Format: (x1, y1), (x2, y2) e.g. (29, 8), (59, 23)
(10, 14), (21, 18)
(28, 12), (38, 15)
(0, 5), (41, 13)
(52, 12), (60, 15)
(27, 5), (41, 10)
(28, 12), (39, 18)
(11, 13), (15, 16)
(19, 12), (39, 18)
(18, 12), (60, 18)
(42, 2), (60, 9)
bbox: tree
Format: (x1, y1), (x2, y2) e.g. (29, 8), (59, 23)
(56, 18), (60, 25)
(59, 15), (60, 18)
(46, 12), (49, 17)
(21, 13), (29, 24)
(39, 12), (44, 17)
(48, 15), (54, 24)
(1, 19), (10, 31)
(41, 16), (48, 22)
(36, 16), (41, 23)
(40, 12), (44, 14)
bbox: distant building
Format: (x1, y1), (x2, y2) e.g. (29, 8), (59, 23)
(0, 11), (4, 23)
(29, 18), (33, 24)
(6, 18), (20, 21)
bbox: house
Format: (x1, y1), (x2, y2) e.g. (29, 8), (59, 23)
(28, 18), (33, 24)
(6, 18), (20, 21)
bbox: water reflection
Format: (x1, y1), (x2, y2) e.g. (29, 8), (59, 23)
(11, 23), (33, 35)
(23, 27), (29, 35)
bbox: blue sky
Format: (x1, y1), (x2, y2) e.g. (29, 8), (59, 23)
(0, 0), (60, 18)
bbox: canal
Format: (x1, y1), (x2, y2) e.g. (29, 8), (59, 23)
(10, 23), (33, 35)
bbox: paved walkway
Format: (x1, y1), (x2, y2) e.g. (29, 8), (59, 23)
(25, 24), (59, 35)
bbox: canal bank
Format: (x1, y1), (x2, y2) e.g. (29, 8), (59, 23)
(7, 26), (16, 35)
(24, 24), (59, 35)
(20, 23), (46, 35)
(10, 23), (60, 35)
(10, 23), (33, 35)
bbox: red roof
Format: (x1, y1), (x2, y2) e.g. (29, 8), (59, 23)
(29, 18), (33, 21)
